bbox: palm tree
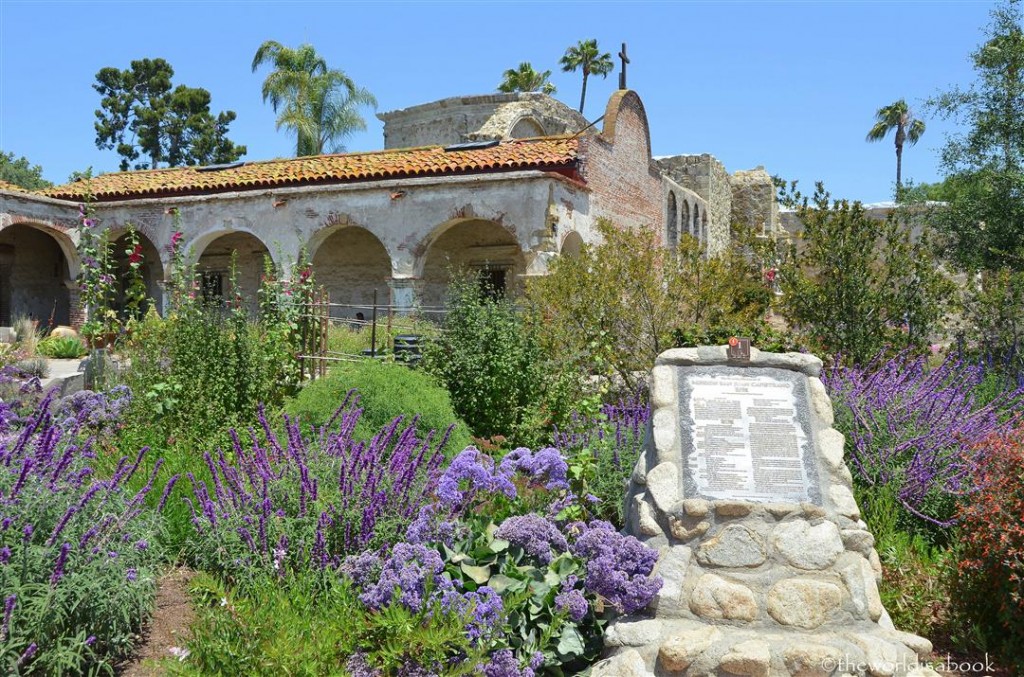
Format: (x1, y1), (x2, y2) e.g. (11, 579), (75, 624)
(252, 40), (376, 156)
(497, 62), (556, 95)
(866, 99), (926, 192)
(559, 39), (614, 114)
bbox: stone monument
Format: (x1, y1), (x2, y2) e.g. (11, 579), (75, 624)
(593, 346), (938, 677)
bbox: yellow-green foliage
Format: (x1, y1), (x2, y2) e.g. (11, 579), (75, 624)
(528, 219), (770, 390)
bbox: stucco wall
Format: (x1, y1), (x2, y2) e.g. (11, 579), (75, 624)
(3, 172), (594, 320)
(312, 226), (392, 317)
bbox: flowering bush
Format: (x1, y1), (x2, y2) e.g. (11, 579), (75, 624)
(952, 429), (1024, 668)
(0, 389), (169, 674)
(396, 445), (662, 674)
(184, 394), (449, 579)
(554, 392), (650, 527)
(823, 351), (1024, 533)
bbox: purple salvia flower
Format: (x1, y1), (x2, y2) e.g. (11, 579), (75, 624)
(50, 542), (72, 585)
(158, 474), (181, 512)
(1, 595), (15, 642)
(17, 642), (37, 667)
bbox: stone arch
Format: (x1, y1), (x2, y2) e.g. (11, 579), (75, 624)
(560, 231), (584, 258)
(193, 231), (273, 314)
(692, 204), (700, 239)
(681, 201), (691, 241)
(666, 192), (679, 249)
(0, 222), (75, 327)
(701, 212), (709, 248)
(108, 229), (166, 316)
(509, 116), (545, 139)
(310, 226), (392, 319)
(419, 219), (526, 312)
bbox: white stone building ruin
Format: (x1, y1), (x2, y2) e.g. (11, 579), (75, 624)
(0, 89), (779, 328)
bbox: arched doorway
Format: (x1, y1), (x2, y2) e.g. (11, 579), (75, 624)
(195, 232), (272, 315)
(0, 224), (73, 327)
(110, 230), (165, 317)
(311, 227), (392, 319)
(419, 219), (526, 312)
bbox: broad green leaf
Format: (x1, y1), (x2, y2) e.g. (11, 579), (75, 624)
(460, 563), (491, 585)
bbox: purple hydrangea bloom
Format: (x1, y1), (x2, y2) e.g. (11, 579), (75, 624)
(405, 504), (459, 546)
(346, 543), (453, 612)
(464, 586), (503, 640)
(436, 447), (515, 507)
(483, 649), (544, 677)
(554, 576), (588, 622)
(494, 514), (568, 564)
(345, 652), (381, 677)
(569, 520), (662, 614)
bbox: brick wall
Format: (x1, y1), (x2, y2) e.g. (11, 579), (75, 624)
(578, 91), (664, 234)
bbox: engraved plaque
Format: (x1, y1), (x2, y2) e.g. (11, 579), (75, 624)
(681, 369), (816, 503)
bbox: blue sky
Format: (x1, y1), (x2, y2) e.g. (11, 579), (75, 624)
(0, 0), (999, 202)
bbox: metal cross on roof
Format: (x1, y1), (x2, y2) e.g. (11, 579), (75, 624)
(618, 43), (630, 90)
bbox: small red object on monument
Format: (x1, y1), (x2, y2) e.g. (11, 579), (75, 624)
(727, 336), (751, 361)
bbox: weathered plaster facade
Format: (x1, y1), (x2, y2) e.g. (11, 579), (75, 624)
(0, 89), (781, 327)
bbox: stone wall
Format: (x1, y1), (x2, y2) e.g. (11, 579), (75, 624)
(732, 167), (780, 235)
(662, 179), (708, 252)
(419, 219), (525, 311)
(378, 93), (588, 149)
(656, 154), (732, 254)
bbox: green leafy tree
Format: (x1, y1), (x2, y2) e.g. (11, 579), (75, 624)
(0, 151), (51, 190)
(777, 181), (952, 364)
(559, 39), (614, 114)
(866, 99), (926, 193)
(928, 0), (1024, 272)
(94, 58), (246, 171)
(497, 62), (556, 95)
(252, 41), (377, 156)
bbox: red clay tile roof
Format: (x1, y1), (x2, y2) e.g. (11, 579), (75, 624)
(40, 137), (581, 202)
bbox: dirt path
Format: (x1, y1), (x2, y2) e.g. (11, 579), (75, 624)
(120, 567), (196, 676)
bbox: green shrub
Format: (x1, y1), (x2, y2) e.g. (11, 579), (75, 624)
(37, 335), (86, 359)
(855, 484), (953, 641)
(174, 571), (485, 676)
(422, 273), (545, 444)
(285, 360), (471, 452)
(119, 309), (294, 450)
